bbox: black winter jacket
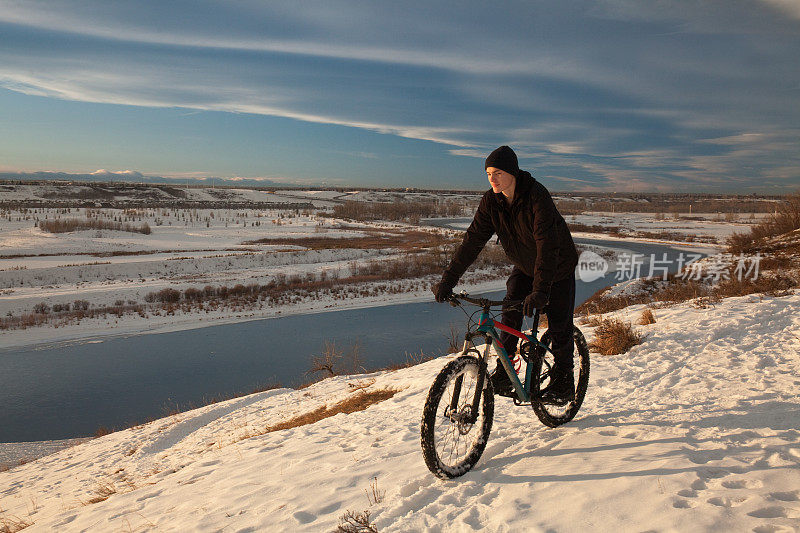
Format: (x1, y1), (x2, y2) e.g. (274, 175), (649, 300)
(442, 171), (578, 295)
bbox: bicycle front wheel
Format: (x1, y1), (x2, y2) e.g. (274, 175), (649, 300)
(420, 356), (494, 479)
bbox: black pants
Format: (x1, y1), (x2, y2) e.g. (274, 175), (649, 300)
(499, 267), (576, 370)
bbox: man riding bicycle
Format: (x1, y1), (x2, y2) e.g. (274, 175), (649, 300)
(433, 145), (579, 404)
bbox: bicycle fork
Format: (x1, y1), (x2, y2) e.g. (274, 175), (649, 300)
(448, 336), (489, 426)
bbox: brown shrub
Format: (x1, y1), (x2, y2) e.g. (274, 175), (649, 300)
(758, 255), (796, 271)
(306, 341), (364, 379)
(39, 218), (151, 235)
(654, 278), (710, 302)
(728, 192), (800, 253)
(576, 290), (636, 315)
(337, 509), (378, 533)
(638, 309), (656, 325)
(144, 288), (181, 303)
(712, 274), (796, 298)
(183, 287), (203, 300)
(589, 318), (646, 355)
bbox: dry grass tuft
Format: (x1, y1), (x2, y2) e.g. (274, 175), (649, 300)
(337, 509), (378, 533)
(83, 481), (117, 505)
(264, 388), (398, 434)
(583, 315), (605, 327)
(364, 477), (385, 506)
(638, 309), (656, 325)
(589, 318), (646, 355)
(0, 512), (33, 533)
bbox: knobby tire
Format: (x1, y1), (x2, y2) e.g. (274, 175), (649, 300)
(531, 326), (590, 428)
(420, 356), (494, 479)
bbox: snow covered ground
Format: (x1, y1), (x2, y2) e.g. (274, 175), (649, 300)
(1, 202), (740, 351)
(568, 212), (761, 243)
(0, 208), (469, 349)
(0, 184), (344, 208)
(2, 291), (798, 532)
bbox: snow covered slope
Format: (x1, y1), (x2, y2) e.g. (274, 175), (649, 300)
(1, 293), (799, 532)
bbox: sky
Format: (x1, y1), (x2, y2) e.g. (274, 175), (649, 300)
(0, 1), (799, 192)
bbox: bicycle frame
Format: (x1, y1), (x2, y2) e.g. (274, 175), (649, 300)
(467, 308), (554, 404)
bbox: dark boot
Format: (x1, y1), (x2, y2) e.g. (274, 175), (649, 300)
(540, 368), (575, 406)
(490, 369), (515, 398)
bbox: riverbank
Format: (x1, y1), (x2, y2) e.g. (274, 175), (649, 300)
(0, 277), (508, 351)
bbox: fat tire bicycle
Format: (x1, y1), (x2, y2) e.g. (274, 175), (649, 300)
(420, 292), (590, 479)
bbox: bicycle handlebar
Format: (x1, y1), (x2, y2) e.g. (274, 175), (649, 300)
(448, 292), (523, 309)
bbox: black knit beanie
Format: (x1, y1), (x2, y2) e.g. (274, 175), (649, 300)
(484, 146), (519, 177)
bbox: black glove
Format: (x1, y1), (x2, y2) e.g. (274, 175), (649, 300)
(523, 291), (549, 317)
(432, 281), (454, 303)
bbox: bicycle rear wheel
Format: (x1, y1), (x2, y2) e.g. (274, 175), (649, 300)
(420, 355), (494, 479)
(531, 326), (590, 428)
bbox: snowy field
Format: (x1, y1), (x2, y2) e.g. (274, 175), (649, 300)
(0, 183), (481, 208)
(1, 292), (798, 532)
(0, 200), (742, 350)
(0, 184), (344, 208)
(568, 211), (762, 243)
(0, 206), (473, 349)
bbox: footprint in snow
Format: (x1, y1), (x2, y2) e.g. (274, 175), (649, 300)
(721, 478), (763, 489)
(752, 525), (796, 533)
(686, 448), (728, 465)
(293, 510), (316, 524)
(691, 479), (708, 491)
(768, 490), (799, 502)
(697, 467), (731, 480)
(747, 506), (798, 519)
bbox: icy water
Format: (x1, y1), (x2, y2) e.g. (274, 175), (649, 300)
(0, 238), (709, 441)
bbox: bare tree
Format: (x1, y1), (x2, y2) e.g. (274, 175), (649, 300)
(307, 341), (342, 378)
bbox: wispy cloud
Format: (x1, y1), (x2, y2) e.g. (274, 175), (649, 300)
(0, 1), (798, 191)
